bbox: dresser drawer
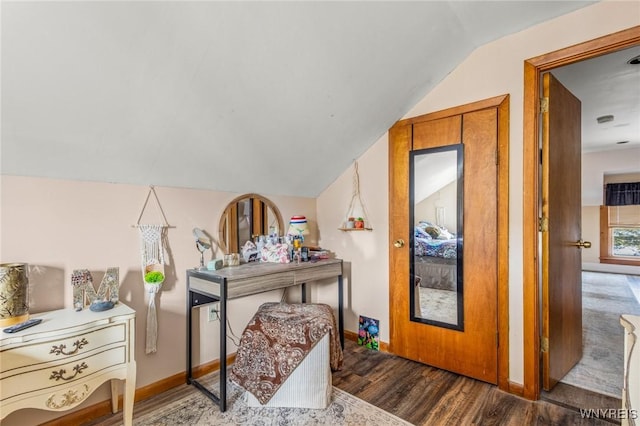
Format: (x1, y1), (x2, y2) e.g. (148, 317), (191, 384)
(294, 262), (343, 284)
(1, 345), (126, 401)
(1, 323), (127, 373)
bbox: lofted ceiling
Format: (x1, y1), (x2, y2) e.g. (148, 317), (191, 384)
(1, 1), (597, 197)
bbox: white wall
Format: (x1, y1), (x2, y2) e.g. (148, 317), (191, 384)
(316, 138), (389, 344)
(583, 147), (640, 206)
(317, 0), (640, 386)
(415, 180), (457, 232)
(582, 205), (602, 264)
(0, 176), (316, 425)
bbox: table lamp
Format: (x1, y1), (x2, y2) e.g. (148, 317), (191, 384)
(287, 215), (309, 240)
(287, 215), (309, 263)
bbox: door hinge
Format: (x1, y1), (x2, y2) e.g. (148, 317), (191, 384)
(540, 97), (549, 113)
(496, 331), (499, 347)
(539, 217), (549, 232)
(495, 149), (499, 166)
(541, 336), (549, 353)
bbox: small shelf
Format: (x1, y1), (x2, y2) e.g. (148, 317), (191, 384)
(338, 227), (373, 232)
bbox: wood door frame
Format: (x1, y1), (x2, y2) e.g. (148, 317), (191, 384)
(522, 25), (640, 400)
(389, 94), (510, 392)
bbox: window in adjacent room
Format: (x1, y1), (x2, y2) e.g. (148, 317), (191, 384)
(600, 181), (640, 266)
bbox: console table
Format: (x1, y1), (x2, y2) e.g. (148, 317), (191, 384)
(186, 258), (343, 411)
(0, 303), (136, 425)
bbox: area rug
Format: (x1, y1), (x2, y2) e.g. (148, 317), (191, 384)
(560, 271), (640, 397)
(135, 378), (413, 426)
(418, 287), (457, 324)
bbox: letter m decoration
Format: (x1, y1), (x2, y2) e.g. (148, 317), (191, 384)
(71, 268), (119, 310)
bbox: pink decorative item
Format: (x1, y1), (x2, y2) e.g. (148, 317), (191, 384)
(261, 243), (290, 263)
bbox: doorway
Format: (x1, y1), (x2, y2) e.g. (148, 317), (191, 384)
(523, 26), (640, 400)
(547, 47), (640, 397)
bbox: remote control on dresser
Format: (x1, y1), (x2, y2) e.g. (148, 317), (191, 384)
(3, 318), (43, 333)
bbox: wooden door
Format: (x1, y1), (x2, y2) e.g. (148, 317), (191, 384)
(389, 106), (500, 384)
(252, 197), (266, 239)
(541, 72), (583, 390)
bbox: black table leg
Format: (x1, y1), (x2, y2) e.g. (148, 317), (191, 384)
(219, 283), (227, 412)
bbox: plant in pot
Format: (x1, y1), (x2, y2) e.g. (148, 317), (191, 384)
(355, 217), (365, 229)
(144, 270), (165, 285)
(144, 264), (165, 292)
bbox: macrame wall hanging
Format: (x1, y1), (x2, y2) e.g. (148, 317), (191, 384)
(134, 186), (171, 354)
(339, 161), (373, 231)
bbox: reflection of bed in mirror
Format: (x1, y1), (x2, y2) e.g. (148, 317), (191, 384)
(414, 221), (457, 291)
(413, 221), (458, 323)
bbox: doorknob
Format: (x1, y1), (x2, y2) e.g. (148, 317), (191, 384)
(393, 239), (405, 248)
(571, 239), (592, 249)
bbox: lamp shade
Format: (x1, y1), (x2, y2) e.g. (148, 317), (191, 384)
(287, 215), (309, 236)
(0, 263), (29, 326)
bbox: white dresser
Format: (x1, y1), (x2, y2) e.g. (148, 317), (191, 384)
(621, 314), (640, 426)
(0, 303), (136, 425)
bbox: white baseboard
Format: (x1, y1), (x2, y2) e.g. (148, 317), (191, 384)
(583, 262), (640, 275)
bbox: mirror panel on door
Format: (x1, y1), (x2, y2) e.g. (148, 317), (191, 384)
(410, 144), (464, 330)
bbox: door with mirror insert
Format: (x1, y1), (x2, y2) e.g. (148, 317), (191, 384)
(389, 96), (508, 384)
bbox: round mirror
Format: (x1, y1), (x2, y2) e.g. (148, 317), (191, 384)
(218, 194), (283, 254)
(193, 228), (212, 251)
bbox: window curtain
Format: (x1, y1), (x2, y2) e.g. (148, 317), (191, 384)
(605, 182), (640, 206)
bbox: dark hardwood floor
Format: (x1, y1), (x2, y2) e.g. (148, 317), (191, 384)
(83, 339), (622, 425)
(334, 340), (621, 425)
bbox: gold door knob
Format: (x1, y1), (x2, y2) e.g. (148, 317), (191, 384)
(393, 239), (405, 248)
(572, 239), (592, 249)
